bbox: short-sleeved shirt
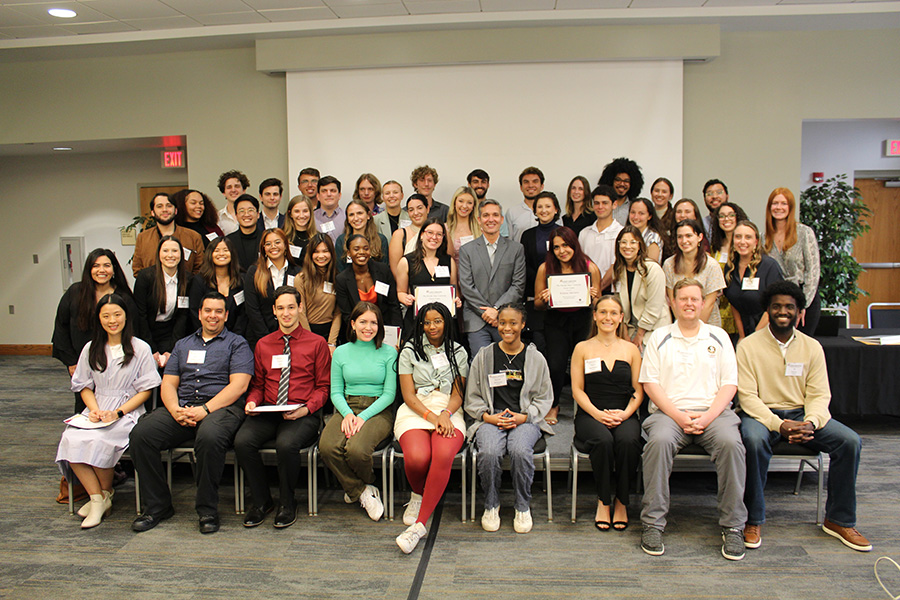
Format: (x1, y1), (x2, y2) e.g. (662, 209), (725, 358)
(662, 255), (726, 327)
(639, 322), (738, 413)
(579, 219), (624, 280)
(492, 344), (526, 414)
(399, 339), (469, 397)
(164, 327), (255, 407)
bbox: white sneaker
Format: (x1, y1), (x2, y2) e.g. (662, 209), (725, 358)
(403, 492), (422, 526)
(514, 509), (533, 534)
(396, 522), (427, 554)
(359, 485), (384, 521)
(481, 507), (500, 532)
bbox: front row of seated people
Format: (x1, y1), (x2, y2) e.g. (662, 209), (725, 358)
(55, 280), (870, 557)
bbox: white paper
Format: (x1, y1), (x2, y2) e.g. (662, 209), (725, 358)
(548, 273), (590, 309)
(742, 277), (760, 291)
(64, 414), (114, 429)
(431, 352), (450, 369)
(399, 219), (412, 229)
(249, 404), (302, 413)
(375, 281), (390, 296)
(289, 244), (302, 258)
(584, 357), (604, 374)
(320, 220), (335, 233)
(383, 325), (401, 348)
(271, 354), (289, 369)
(323, 282), (334, 294)
(415, 285), (456, 316)
(187, 350), (206, 364)
(206, 232), (218, 241)
(488, 373), (507, 387)
(183, 247), (192, 261)
(233, 290), (245, 305)
(459, 235), (474, 246)
(785, 363), (804, 377)
(286, 275), (295, 287)
(434, 265), (450, 279)
(177, 296), (189, 309)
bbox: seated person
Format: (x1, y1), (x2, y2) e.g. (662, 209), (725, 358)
(736, 281), (870, 552)
(235, 287), (330, 529)
(464, 303), (553, 534)
(129, 292), (253, 534)
(638, 278), (747, 560)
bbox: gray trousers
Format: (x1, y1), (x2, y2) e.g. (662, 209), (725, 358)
(640, 408), (747, 530)
(474, 422), (541, 513)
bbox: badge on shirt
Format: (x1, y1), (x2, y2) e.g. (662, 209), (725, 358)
(375, 281), (390, 296)
(431, 352), (450, 369)
(785, 362), (804, 377)
(187, 350), (206, 364)
(545, 240), (550, 251)
(488, 373), (507, 388)
(182, 248), (192, 261)
(286, 275), (295, 287)
(271, 354), (289, 369)
(584, 357), (604, 374)
(742, 277), (760, 291)
(434, 265), (450, 278)
(206, 232), (218, 242)
(459, 235), (474, 246)
(346, 256), (352, 263)
(676, 350), (694, 365)
(177, 296), (189, 309)
(323, 282), (334, 294)
(289, 245), (302, 258)
(320, 221), (335, 233)
(233, 290), (245, 305)
(718, 254), (727, 264)
(399, 219), (412, 229)
(110, 345), (125, 361)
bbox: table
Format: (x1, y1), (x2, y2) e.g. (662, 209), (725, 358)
(817, 329), (900, 416)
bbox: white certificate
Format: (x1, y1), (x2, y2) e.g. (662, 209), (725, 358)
(414, 285), (456, 316)
(547, 273), (590, 309)
(249, 404), (302, 413)
(64, 414), (114, 429)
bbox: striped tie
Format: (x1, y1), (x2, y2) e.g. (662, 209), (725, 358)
(276, 334), (291, 405)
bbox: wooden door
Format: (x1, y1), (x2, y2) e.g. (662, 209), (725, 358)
(138, 185), (187, 222)
(849, 178), (900, 326)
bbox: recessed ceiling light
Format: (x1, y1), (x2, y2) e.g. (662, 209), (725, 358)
(48, 8), (77, 18)
(53, 147), (73, 151)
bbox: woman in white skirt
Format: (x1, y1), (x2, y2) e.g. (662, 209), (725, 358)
(56, 294), (161, 528)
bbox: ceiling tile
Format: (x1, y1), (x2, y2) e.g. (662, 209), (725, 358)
(0, 6), (44, 27)
(0, 30), (13, 38)
(329, 3), (409, 17)
(703, 0), (778, 6)
(157, 0), (253, 15)
(479, 0), (555, 11)
(778, 0), (848, 3)
(81, 0), (182, 20)
(0, 25), (75, 37)
(404, 0), (480, 14)
(629, 0), (704, 7)
(7, 1), (112, 24)
(257, 7), (337, 21)
(555, 0), (630, 8)
(58, 20), (140, 33)
(190, 10), (269, 24)
(121, 15), (202, 29)
(241, 0), (325, 8)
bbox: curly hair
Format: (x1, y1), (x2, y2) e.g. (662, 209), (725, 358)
(598, 157), (644, 200)
(399, 302), (465, 397)
(410, 165), (438, 188)
(709, 201), (748, 255)
(217, 170), (249, 193)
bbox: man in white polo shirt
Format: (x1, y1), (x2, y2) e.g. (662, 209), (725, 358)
(638, 278), (747, 561)
(577, 184), (623, 291)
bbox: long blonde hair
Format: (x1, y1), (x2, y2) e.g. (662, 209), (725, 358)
(763, 187), (798, 253)
(253, 228), (296, 296)
(446, 186), (480, 241)
(589, 294), (629, 339)
(726, 220), (763, 284)
(340, 199), (383, 261)
(283, 196), (317, 243)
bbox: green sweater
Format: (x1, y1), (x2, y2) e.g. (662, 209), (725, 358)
(330, 339), (397, 421)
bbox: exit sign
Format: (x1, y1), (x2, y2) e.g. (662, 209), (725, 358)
(886, 140), (900, 157)
(161, 150), (185, 168)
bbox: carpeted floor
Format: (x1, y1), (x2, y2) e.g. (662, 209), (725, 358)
(1, 356), (898, 600)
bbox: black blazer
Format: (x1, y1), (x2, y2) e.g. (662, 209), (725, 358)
(133, 267), (192, 354)
(188, 276), (248, 338)
(243, 263), (302, 348)
(335, 260), (403, 334)
(520, 226), (552, 300)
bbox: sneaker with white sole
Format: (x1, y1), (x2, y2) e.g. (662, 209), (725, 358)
(513, 509), (533, 534)
(396, 522), (427, 554)
(481, 507), (500, 532)
(343, 492), (353, 504)
(359, 485), (384, 521)
(403, 492), (422, 526)
(721, 527), (746, 561)
(641, 525), (665, 556)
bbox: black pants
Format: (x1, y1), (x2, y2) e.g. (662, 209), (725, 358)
(544, 308), (591, 408)
(129, 403), (245, 517)
(798, 289), (821, 336)
(574, 411), (643, 505)
(233, 411), (320, 509)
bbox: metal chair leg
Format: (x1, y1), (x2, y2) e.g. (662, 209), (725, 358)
(571, 447), (578, 523)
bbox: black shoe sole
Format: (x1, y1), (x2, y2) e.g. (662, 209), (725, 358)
(132, 507), (174, 532)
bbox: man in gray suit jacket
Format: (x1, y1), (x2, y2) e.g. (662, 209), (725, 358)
(458, 199), (527, 358)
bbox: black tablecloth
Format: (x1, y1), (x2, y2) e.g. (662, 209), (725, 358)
(817, 329), (900, 416)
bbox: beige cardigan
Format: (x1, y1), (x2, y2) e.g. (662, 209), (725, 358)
(615, 259), (671, 336)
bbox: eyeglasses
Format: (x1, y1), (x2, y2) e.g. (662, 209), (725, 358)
(236, 208), (257, 216)
(424, 319), (444, 326)
(705, 190), (726, 198)
(718, 213), (737, 221)
(613, 177), (631, 184)
(422, 231), (443, 239)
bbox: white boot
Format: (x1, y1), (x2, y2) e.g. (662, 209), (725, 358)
(81, 494), (106, 529)
(78, 489), (113, 517)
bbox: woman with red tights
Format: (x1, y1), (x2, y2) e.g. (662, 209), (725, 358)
(394, 302), (468, 553)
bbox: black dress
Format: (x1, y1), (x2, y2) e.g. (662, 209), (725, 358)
(723, 256), (784, 335)
(402, 252), (453, 334)
(573, 359), (643, 505)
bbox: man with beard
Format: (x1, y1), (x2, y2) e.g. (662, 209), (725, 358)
(132, 192), (204, 276)
(701, 179), (729, 238)
(736, 281), (870, 553)
(597, 157), (644, 226)
(467, 169), (491, 201)
(502, 167), (560, 243)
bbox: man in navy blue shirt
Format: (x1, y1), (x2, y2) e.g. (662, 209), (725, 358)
(130, 291), (254, 534)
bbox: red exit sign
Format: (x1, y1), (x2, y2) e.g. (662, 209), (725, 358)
(161, 150), (185, 168)
(886, 140), (900, 157)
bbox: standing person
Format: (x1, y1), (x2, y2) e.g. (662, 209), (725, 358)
(53, 249), (136, 413)
(709, 202), (749, 337)
(410, 165), (448, 222)
(133, 236), (193, 369)
(396, 219), (459, 335)
(216, 170), (250, 235)
(335, 199), (389, 273)
(335, 234), (403, 337)
(132, 192), (203, 276)
(465, 303), (553, 534)
(458, 200), (526, 358)
(244, 228), (300, 349)
(578, 184), (624, 291)
(628, 197), (665, 263)
(598, 157), (644, 225)
(296, 233), (341, 350)
(257, 177), (286, 231)
(563, 176), (595, 236)
(225, 194), (264, 273)
(467, 169), (491, 201)
(188, 236), (247, 338)
(701, 179), (729, 238)
(393, 303), (468, 553)
(354, 173), (383, 215)
(174, 189), (225, 248)
(519, 191), (563, 353)
(638, 278), (747, 560)
(672, 198), (710, 255)
(295, 167), (320, 203)
(534, 226), (602, 425)
(282, 195), (318, 263)
(650, 178), (678, 262)
(129, 292), (254, 534)
(724, 221), (784, 339)
(320, 302), (398, 521)
(612, 226), (671, 350)
(314, 175), (345, 242)
(571, 295), (643, 530)
(662, 219), (726, 327)
(737, 281), (870, 552)
(763, 187), (822, 335)
(56, 294), (161, 528)
(374, 180), (409, 240)
(388, 194), (429, 277)
(445, 186), (480, 261)
(235, 286), (331, 529)
(503, 166), (546, 243)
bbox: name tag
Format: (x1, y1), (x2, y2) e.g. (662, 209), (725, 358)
(434, 265), (450, 278)
(375, 281), (390, 296)
(545, 240), (550, 251)
(785, 362), (804, 377)
(320, 221), (335, 233)
(460, 235), (474, 246)
(286, 275), (295, 287)
(488, 373), (507, 388)
(289, 245), (302, 258)
(177, 296), (189, 309)
(676, 350), (694, 365)
(742, 277), (760, 291)
(206, 232), (218, 242)
(110, 345), (125, 361)
(187, 350), (206, 364)
(399, 219), (412, 229)
(346, 256), (353, 263)
(323, 282), (334, 294)
(183, 247), (192, 261)
(233, 290), (245, 305)
(718, 254), (727, 264)
(584, 357), (604, 374)
(271, 354), (289, 369)
(431, 352), (450, 369)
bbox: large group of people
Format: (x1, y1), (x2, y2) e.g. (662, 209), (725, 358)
(51, 159), (867, 559)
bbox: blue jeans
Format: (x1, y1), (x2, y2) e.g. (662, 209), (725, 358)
(475, 422), (542, 512)
(467, 326), (501, 362)
(740, 409), (861, 527)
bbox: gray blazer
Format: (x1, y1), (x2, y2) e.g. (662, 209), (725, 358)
(458, 235), (526, 333)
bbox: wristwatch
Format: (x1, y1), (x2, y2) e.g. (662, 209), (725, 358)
(116, 409), (125, 419)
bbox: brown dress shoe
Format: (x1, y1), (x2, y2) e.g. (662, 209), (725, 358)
(822, 519), (872, 552)
(744, 524), (762, 548)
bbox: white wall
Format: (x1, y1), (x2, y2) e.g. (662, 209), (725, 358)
(801, 119), (900, 188)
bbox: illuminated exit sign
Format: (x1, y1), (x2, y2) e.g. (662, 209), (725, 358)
(161, 150), (185, 168)
(886, 140), (900, 157)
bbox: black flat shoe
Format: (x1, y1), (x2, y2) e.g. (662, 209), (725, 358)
(132, 506), (174, 532)
(243, 502), (274, 528)
(199, 514), (220, 534)
(273, 505), (297, 529)
(595, 520), (611, 531)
